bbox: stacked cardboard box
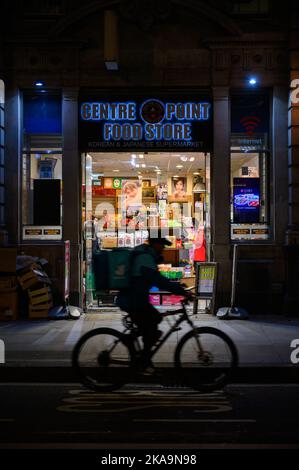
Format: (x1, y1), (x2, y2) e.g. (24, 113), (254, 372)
(28, 286), (53, 319)
(18, 263), (53, 319)
(0, 248), (18, 320)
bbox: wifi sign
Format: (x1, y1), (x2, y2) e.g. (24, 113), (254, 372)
(240, 116), (261, 136)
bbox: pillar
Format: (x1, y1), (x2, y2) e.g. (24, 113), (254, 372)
(288, 0), (299, 241)
(272, 85), (289, 244)
(62, 88), (82, 306)
(211, 86), (231, 308)
(4, 83), (21, 245)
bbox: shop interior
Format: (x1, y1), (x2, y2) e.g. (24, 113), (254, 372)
(82, 151), (211, 309)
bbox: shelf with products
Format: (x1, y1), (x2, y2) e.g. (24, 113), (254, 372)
(96, 230), (195, 248)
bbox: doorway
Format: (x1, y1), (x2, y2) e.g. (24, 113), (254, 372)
(81, 151), (211, 310)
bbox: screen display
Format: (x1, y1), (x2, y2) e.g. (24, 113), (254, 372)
(233, 177), (260, 223)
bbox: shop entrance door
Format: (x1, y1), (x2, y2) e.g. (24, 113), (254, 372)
(81, 151), (211, 310)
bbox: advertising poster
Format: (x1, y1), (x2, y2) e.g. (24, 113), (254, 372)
(196, 264), (217, 298)
(169, 177), (189, 202)
(157, 183), (168, 201)
(233, 177), (260, 223)
(121, 179), (142, 213)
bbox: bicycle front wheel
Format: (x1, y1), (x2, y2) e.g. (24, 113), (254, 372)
(72, 328), (134, 392)
(175, 327), (238, 392)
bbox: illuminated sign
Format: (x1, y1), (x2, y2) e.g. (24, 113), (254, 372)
(233, 178), (260, 224)
(233, 229), (250, 235)
(252, 228), (269, 235)
(43, 229), (61, 236)
(24, 229), (43, 236)
(79, 96), (212, 152)
(23, 226), (62, 240)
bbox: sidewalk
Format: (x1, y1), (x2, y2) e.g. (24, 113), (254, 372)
(1, 310), (299, 383)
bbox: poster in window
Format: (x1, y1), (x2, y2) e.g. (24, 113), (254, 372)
(169, 177), (189, 202)
(121, 179), (142, 213)
(233, 177), (260, 223)
(157, 183), (168, 201)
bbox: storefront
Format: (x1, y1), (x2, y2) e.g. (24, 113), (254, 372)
(1, 1), (294, 316)
(79, 93), (213, 309)
(14, 84), (285, 314)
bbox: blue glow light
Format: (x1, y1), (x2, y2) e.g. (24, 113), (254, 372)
(249, 77), (257, 86)
(81, 99), (211, 144)
(35, 81), (45, 87)
(81, 102), (136, 121)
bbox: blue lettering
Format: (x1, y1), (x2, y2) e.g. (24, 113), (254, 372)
(145, 124), (155, 140)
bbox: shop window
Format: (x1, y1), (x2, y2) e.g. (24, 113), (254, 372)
(82, 151), (211, 308)
(230, 151), (270, 240)
(230, 91), (271, 241)
(0, 80), (5, 227)
(22, 92), (63, 240)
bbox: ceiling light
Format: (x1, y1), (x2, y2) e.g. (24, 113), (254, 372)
(193, 182), (206, 193)
(35, 80), (45, 87)
(249, 77), (257, 86)
(138, 154), (144, 159)
(189, 157), (195, 162)
(173, 175), (179, 178)
(141, 164), (146, 168)
(113, 169), (120, 172)
(131, 154), (137, 159)
(135, 164), (140, 168)
(180, 156), (188, 162)
(176, 165), (183, 169)
(193, 172), (200, 175)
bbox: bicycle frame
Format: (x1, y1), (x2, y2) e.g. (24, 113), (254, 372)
(122, 302), (205, 361)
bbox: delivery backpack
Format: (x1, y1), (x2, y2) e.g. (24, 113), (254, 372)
(93, 248), (138, 291)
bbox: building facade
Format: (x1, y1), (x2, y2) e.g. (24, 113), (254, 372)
(0, 0), (298, 314)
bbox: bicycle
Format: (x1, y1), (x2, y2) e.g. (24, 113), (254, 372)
(72, 299), (238, 392)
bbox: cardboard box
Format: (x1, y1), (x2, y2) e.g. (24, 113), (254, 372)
(28, 286), (52, 306)
(102, 237), (118, 249)
(162, 294), (184, 306)
(29, 301), (53, 311)
(0, 290), (18, 320)
(29, 304), (50, 319)
(0, 248), (17, 273)
(18, 268), (50, 290)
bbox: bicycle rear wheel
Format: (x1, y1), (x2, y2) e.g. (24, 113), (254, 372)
(174, 327), (238, 392)
(72, 328), (134, 392)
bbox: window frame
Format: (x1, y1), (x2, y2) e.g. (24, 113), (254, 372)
(21, 90), (63, 242)
(230, 149), (272, 243)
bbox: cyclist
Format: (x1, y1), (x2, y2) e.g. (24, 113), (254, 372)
(116, 232), (193, 371)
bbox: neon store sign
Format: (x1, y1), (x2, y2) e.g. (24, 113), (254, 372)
(80, 99), (211, 142)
